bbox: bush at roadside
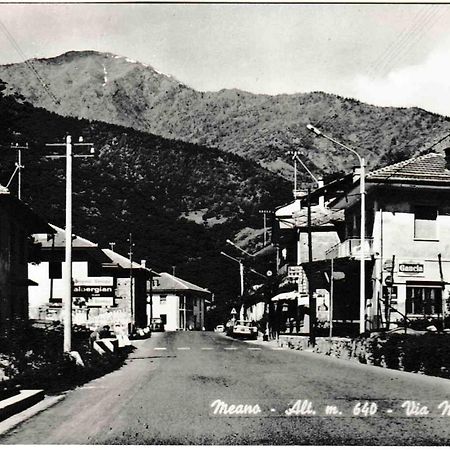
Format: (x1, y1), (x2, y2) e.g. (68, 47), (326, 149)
(359, 333), (450, 378)
(0, 321), (132, 394)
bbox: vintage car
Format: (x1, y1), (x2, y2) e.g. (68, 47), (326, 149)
(214, 324), (225, 333)
(149, 318), (165, 332)
(228, 320), (258, 340)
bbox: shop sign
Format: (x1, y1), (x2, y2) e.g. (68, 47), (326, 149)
(73, 285), (114, 297)
(398, 262), (424, 274)
(73, 277), (113, 286)
(87, 297), (115, 307)
(383, 260), (393, 272)
(288, 266), (302, 279)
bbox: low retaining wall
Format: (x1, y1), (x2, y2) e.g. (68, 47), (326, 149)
(279, 335), (370, 363)
(278, 334), (450, 379)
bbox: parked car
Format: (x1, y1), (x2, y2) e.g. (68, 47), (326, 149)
(228, 320), (258, 340)
(150, 318), (165, 332)
(214, 324), (225, 333)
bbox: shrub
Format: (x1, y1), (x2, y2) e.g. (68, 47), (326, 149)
(0, 322), (131, 393)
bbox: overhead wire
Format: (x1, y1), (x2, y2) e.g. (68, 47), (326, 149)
(0, 19), (60, 106)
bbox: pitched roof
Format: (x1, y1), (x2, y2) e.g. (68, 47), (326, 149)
(102, 248), (148, 271)
(35, 224), (98, 248)
(292, 205), (344, 228)
(152, 272), (210, 295)
(367, 152), (450, 184)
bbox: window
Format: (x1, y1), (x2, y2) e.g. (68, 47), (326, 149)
(159, 294), (167, 303)
(49, 261), (62, 279)
(414, 206), (438, 240)
(406, 286), (442, 315)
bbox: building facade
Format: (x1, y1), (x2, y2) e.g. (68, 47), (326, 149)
(0, 185), (51, 333)
(29, 225), (156, 332)
(299, 150), (450, 333)
(150, 272), (210, 331)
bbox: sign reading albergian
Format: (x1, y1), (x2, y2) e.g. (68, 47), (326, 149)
(73, 277), (115, 307)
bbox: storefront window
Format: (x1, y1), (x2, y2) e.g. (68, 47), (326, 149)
(406, 286), (442, 315)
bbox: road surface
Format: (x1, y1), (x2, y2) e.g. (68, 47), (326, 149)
(1, 331), (449, 445)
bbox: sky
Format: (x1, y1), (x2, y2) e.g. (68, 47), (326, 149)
(1, 3), (450, 116)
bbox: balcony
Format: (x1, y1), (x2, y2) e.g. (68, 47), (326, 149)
(325, 238), (374, 260)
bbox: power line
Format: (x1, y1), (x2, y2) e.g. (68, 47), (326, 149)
(0, 20), (60, 106)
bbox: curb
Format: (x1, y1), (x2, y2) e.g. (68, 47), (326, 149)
(0, 394), (64, 436)
(0, 390), (45, 423)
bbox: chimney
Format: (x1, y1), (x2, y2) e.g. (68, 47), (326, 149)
(141, 259), (146, 268)
(444, 148), (450, 170)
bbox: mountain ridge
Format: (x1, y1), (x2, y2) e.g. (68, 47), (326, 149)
(1, 50), (449, 179)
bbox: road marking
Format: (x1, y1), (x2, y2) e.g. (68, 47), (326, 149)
(224, 347), (238, 350)
(272, 347), (285, 350)
(154, 347), (167, 350)
(201, 347), (213, 350)
(177, 347), (190, 350)
(78, 385), (107, 390)
(248, 347), (261, 351)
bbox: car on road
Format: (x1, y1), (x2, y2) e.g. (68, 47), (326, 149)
(227, 320), (258, 340)
(149, 318), (165, 332)
(214, 324), (225, 332)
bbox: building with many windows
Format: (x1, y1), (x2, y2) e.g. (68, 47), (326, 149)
(300, 150), (450, 333)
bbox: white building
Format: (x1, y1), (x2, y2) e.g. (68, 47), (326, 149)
(150, 272), (210, 331)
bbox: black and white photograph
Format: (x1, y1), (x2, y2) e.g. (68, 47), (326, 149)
(0, 1), (450, 445)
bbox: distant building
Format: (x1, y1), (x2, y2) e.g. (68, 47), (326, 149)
(0, 185), (51, 333)
(29, 225), (157, 332)
(150, 272), (210, 331)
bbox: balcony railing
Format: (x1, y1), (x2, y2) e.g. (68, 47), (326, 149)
(325, 238), (374, 260)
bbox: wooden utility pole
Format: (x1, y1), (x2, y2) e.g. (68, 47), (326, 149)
(308, 188), (316, 346)
(45, 136), (94, 353)
(128, 233), (135, 331)
(259, 210), (273, 246)
(7, 142), (28, 200)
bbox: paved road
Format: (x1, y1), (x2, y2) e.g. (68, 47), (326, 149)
(1, 331), (450, 445)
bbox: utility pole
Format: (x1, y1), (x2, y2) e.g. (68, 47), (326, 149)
(258, 210), (273, 246)
(128, 233), (135, 332)
(7, 142), (28, 200)
(308, 188), (316, 346)
(45, 135), (94, 353)
(109, 242), (116, 251)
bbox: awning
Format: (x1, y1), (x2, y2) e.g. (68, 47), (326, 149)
(271, 291), (309, 306)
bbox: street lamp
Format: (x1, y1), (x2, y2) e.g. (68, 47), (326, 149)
(220, 251), (244, 296)
(226, 239), (253, 258)
(306, 124), (366, 334)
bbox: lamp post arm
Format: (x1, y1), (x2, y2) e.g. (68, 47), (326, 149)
(320, 132), (363, 167)
(220, 251), (241, 265)
(226, 239), (253, 257)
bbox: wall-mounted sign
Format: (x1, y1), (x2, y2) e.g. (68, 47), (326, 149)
(87, 297), (115, 307)
(73, 285), (114, 297)
(73, 277), (113, 286)
(398, 262), (424, 274)
(288, 266), (303, 279)
(383, 260), (393, 272)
